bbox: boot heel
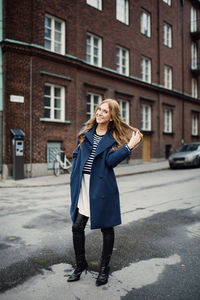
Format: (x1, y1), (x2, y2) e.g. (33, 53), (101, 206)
(67, 261), (88, 282)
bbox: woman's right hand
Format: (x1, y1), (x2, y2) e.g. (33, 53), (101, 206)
(127, 130), (143, 150)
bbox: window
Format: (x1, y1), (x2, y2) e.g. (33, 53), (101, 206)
(164, 65), (172, 90)
(164, 23), (172, 48)
(116, 46), (129, 76)
(190, 7), (197, 32)
(141, 104), (151, 131)
(164, 109), (172, 133)
(191, 43), (197, 70)
(86, 33), (102, 67)
(163, 0), (171, 6)
(141, 57), (151, 83)
(44, 84), (65, 121)
(86, 0), (102, 10)
(117, 99), (130, 123)
(87, 93), (102, 120)
(192, 115), (198, 136)
(192, 78), (198, 99)
(116, 0), (129, 25)
(44, 15), (65, 54)
(141, 10), (151, 37)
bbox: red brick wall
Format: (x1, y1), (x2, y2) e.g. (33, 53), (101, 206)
(3, 0), (200, 173)
(3, 50), (31, 164)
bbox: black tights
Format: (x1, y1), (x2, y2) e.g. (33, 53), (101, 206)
(72, 212), (114, 258)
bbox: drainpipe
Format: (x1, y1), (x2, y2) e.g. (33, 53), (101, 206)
(29, 0), (33, 177)
(0, 0), (3, 175)
(157, 0), (161, 157)
(29, 56), (33, 177)
(180, 0), (185, 144)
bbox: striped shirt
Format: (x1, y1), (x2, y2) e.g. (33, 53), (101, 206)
(83, 133), (103, 174)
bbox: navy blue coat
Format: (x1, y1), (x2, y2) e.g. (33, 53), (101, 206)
(70, 126), (131, 229)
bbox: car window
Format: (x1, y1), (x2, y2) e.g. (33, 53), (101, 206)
(179, 144), (199, 152)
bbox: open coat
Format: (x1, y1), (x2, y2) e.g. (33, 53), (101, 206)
(70, 126), (131, 229)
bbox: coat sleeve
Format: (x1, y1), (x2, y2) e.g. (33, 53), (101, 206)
(105, 145), (131, 168)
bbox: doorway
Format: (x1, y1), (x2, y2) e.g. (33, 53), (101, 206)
(47, 142), (62, 169)
(142, 135), (151, 162)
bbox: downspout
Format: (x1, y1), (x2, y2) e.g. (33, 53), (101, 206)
(157, 0), (161, 157)
(29, 0), (33, 177)
(29, 56), (33, 177)
(0, 0), (3, 175)
(180, 0), (185, 144)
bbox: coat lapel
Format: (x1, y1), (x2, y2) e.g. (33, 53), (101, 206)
(95, 130), (116, 157)
(84, 126), (116, 157)
(84, 126), (95, 145)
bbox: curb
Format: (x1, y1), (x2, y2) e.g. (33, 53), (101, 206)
(115, 166), (169, 178)
(0, 166), (169, 189)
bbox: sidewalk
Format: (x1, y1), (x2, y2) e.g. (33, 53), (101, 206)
(0, 160), (169, 188)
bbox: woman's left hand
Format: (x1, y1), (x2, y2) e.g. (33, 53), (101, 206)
(127, 130), (143, 150)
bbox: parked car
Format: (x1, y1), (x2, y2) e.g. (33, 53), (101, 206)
(168, 142), (200, 169)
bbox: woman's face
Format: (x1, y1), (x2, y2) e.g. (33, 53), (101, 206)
(96, 102), (112, 126)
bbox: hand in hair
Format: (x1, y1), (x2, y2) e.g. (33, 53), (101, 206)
(127, 130), (143, 150)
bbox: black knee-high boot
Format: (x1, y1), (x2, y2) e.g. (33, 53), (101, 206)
(96, 227), (114, 286)
(68, 213), (89, 282)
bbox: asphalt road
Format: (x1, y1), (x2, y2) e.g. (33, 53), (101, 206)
(0, 167), (200, 300)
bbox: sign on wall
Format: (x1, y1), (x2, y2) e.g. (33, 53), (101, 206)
(10, 95), (24, 103)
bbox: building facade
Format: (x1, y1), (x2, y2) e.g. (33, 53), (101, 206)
(0, 0), (200, 178)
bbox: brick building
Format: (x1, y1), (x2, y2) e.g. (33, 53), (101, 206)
(0, 0), (199, 178)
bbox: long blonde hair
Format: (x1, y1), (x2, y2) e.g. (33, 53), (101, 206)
(78, 99), (139, 149)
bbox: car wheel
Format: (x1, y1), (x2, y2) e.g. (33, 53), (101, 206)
(194, 156), (200, 167)
(170, 164), (176, 169)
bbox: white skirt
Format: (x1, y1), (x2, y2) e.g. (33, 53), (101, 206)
(77, 174), (90, 217)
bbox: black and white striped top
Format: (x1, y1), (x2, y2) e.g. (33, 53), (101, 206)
(83, 133), (103, 174)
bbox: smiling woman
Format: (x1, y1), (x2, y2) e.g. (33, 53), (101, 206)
(68, 99), (143, 286)
(78, 99), (142, 150)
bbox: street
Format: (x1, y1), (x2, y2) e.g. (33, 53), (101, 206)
(0, 167), (200, 300)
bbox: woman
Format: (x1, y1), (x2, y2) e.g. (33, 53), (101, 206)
(68, 99), (143, 286)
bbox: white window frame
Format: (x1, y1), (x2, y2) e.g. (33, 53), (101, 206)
(191, 42), (197, 70)
(86, 33), (102, 67)
(117, 99), (130, 124)
(141, 104), (151, 131)
(44, 14), (65, 55)
(86, 93), (102, 120)
(86, 0), (102, 10)
(116, 46), (129, 76)
(141, 10), (151, 37)
(192, 115), (198, 136)
(164, 65), (173, 90)
(164, 109), (172, 133)
(163, 0), (171, 6)
(164, 22), (172, 48)
(116, 0), (129, 25)
(190, 7), (197, 32)
(192, 78), (198, 99)
(141, 56), (151, 83)
(44, 84), (65, 122)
